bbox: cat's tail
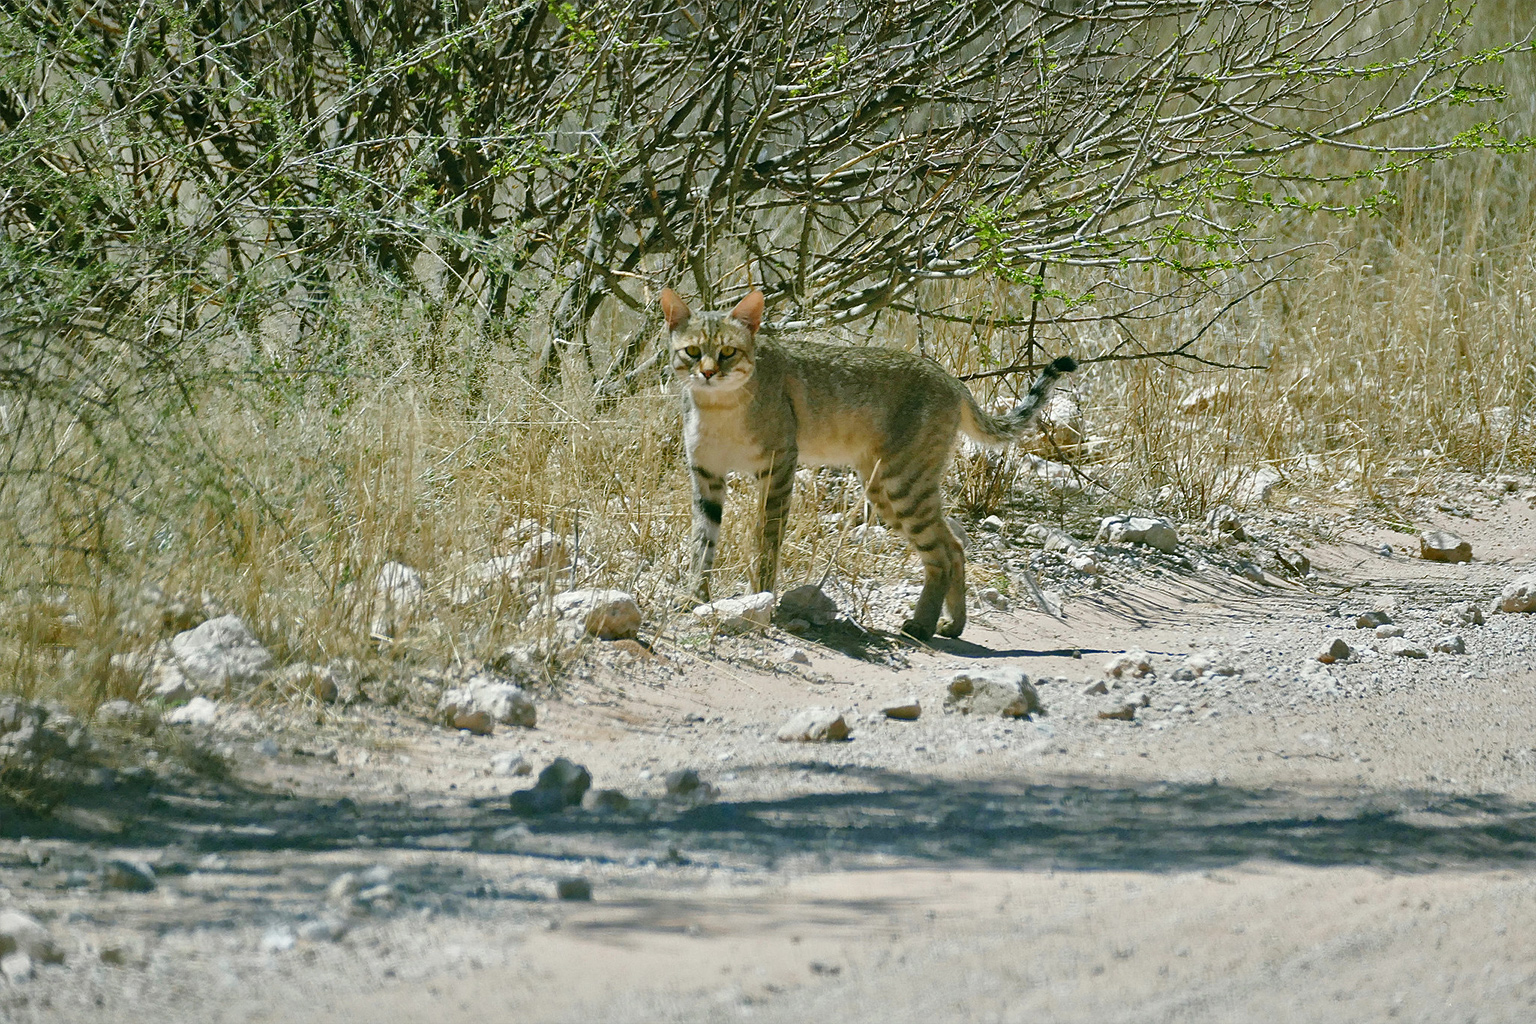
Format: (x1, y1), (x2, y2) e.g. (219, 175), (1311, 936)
(958, 355), (1078, 447)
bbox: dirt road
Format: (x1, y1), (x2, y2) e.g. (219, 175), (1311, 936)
(3, 498), (1535, 1023)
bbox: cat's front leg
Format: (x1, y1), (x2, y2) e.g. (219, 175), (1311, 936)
(753, 448), (797, 594)
(689, 463), (727, 602)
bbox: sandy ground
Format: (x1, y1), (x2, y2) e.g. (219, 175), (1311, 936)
(3, 492), (1536, 1023)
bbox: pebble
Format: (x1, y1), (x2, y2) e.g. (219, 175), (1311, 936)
(1440, 601), (1485, 627)
(1374, 624), (1405, 639)
(1103, 650), (1153, 679)
(510, 757), (592, 813)
(556, 877), (593, 901)
(1389, 641), (1428, 659)
(260, 926), (297, 953)
(439, 673), (537, 733)
(2, 951), (34, 983)
(1433, 635), (1466, 654)
(1097, 704), (1137, 721)
(1499, 574), (1536, 613)
(164, 696), (220, 727)
(297, 916), (349, 943)
(776, 709), (851, 742)
(100, 859), (157, 893)
(882, 700), (921, 721)
(551, 589), (643, 640)
(1354, 610), (1393, 629)
(943, 668), (1042, 719)
(1082, 680), (1109, 696)
(784, 648), (812, 666)
(582, 788), (632, 813)
(169, 615), (275, 690)
(776, 585), (837, 627)
(0, 910), (61, 964)
(488, 751), (531, 776)
(1317, 638), (1352, 664)
(695, 592), (776, 632)
(1419, 530), (1472, 563)
(1096, 514), (1179, 553)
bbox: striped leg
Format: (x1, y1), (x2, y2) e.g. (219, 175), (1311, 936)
(690, 464), (726, 602)
(753, 450), (797, 594)
(868, 462), (966, 640)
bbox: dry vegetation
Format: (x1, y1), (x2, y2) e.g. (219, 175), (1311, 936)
(2, 2), (1534, 719)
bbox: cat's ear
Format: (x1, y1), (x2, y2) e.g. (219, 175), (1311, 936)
(730, 290), (764, 334)
(660, 287), (690, 330)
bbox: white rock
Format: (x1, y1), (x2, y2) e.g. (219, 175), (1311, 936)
(1205, 504), (1246, 540)
(1374, 624), (1405, 639)
(518, 530), (570, 571)
(1096, 514), (1178, 553)
(776, 708), (851, 742)
(784, 648), (812, 666)
(259, 926), (296, 953)
(439, 673), (536, 731)
(1432, 635), (1466, 655)
(0, 910), (60, 963)
(944, 668), (1042, 719)
(1069, 551), (1100, 574)
(1419, 530), (1472, 564)
(1172, 649), (1238, 680)
(1389, 641), (1428, 659)
(1439, 601), (1485, 627)
(1, 951), (33, 983)
(979, 515), (1006, 532)
(1103, 650), (1153, 679)
(552, 589), (643, 640)
(488, 751), (531, 776)
(169, 616), (273, 691)
(143, 657), (193, 704)
(777, 584), (837, 626)
(371, 561), (425, 637)
(164, 696), (220, 727)
(1317, 638), (1352, 664)
(694, 592), (775, 633)
(1498, 574), (1536, 613)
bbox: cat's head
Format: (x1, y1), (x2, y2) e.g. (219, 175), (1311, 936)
(661, 288), (763, 394)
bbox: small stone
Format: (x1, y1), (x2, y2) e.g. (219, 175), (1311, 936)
(1103, 650), (1153, 679)
(1439, 602), (1485, 627)
(694, 592), (776, 633)
(776, 709), (851, 742)
(1082, 680), (1109, 696)
(1205, 504), (1246, 541)
(1097, 704), (1137, 721)
(1432, 635), (1466, 655)
(1419, 530), (1472, 564)
(1096, 514), (1179, 553)
(326, 872), (361, 906)
(371, 561), (425, 638)
(254, 737), (280, 757)
(1317, 638), (1352, 664)
(488, 751), (529, 777)
(1374, 624), (1405, 639)
(100, 860), (157, 893)
(978, 587), (1009, 610)
(439, 673), (537, 733)
(776, 585), (837, 627)
(0, 910), (61, 964)
(297, 916), (349, 943)
(979, 515), (1006, 532)
(1354, 610), (1393, 629)
(664, 768), (704, 797)
(556, 877), (593, 901)
(1126, 691), (1151, 708)
(784, 648), (812, 666)
(163, 696), (220, 726)
(1069, 551), (1100, 574)
(510, 757), (592, 813)
(1389, 641), (1428, 659)
(881, 700), (921, 721)
(94, 699), (138, 723)
(1273, 548), (1311, 577)
(1377, 543), (1393, 557)
(552, 589), (643, 640)
(1172, 649), (1238, 680)
(2, 951), (34, 983)
(259, 926), (296, 953)
(581, 788), (631, 813)
(169, 615), (274, 691)
(1498, 574), (1536, 613)
(944, 668), (1042, 719)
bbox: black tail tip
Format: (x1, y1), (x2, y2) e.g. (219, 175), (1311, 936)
(1049, 355), (1078, 375)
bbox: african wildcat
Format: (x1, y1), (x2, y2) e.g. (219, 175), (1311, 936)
(663, 287), (1075, 640)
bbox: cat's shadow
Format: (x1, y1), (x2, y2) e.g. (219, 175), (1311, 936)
(798, 620), (1103, 663)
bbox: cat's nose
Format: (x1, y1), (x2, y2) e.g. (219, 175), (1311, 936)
(700, 365), (717, 379)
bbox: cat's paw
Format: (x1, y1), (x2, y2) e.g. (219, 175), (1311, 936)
(900, 617), (935, 641)
(936, 617), (964, 639)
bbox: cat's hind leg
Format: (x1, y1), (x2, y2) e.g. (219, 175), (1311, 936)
(867, 471), (964, 640)
(752, 449), (797, 595)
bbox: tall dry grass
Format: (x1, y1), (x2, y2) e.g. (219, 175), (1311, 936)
(5, 30), (1536, 715)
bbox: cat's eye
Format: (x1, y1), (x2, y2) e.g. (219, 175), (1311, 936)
(719, 346), (736, 358)
(684, 345), (701, 358)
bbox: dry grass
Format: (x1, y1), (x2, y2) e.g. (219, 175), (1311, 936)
(5, 51), (1536, 715)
